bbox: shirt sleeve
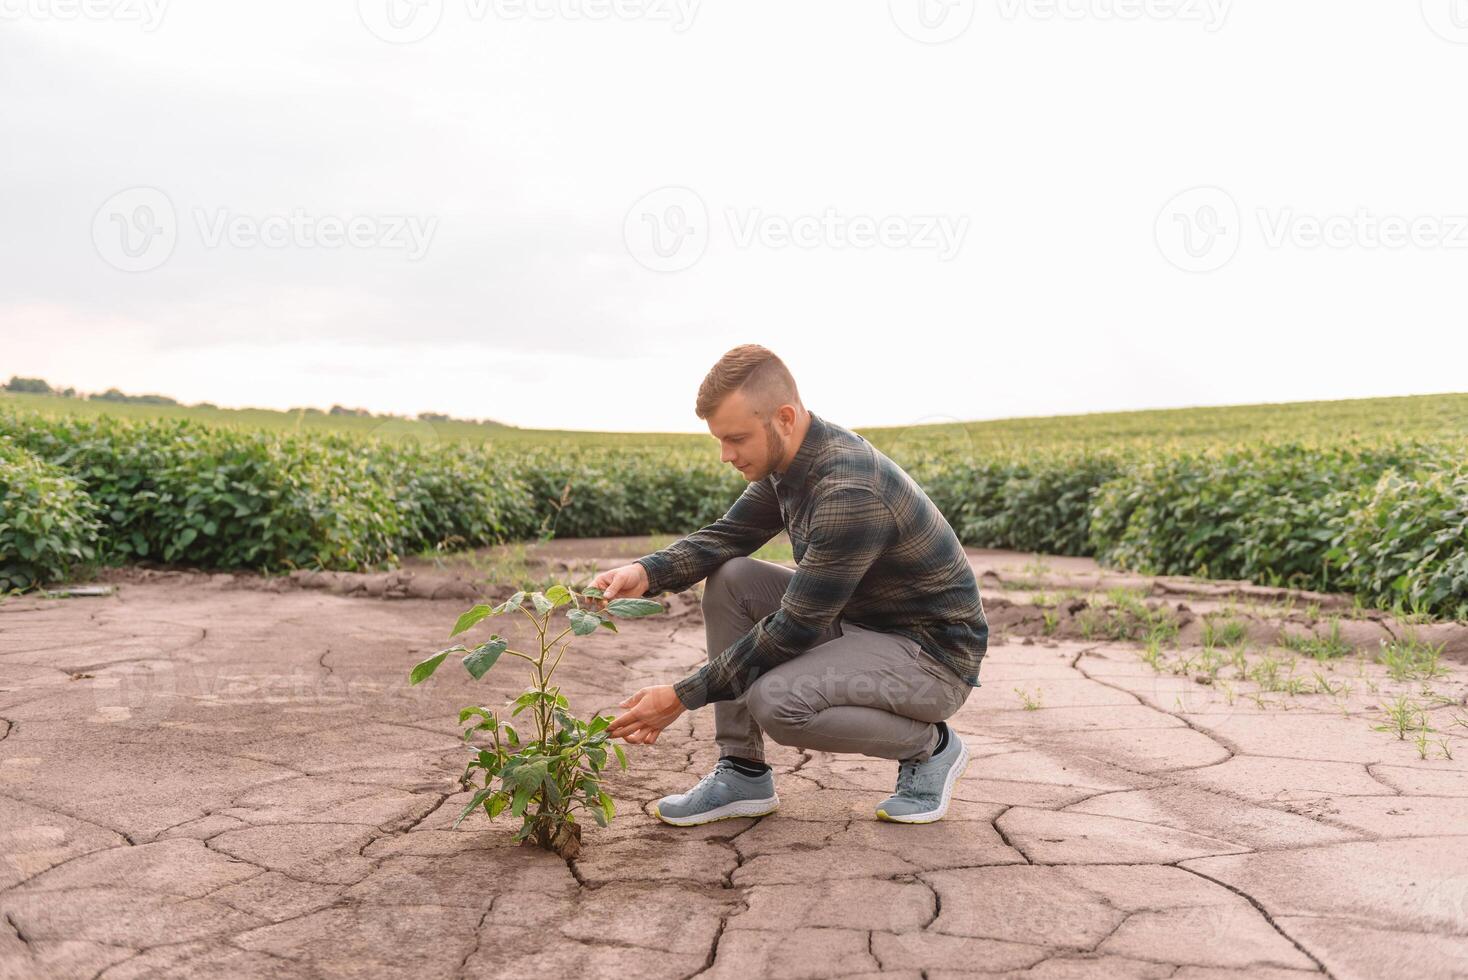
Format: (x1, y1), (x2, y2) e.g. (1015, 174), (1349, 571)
(633, 477), (784, 599)
(672, 485), (895, 710)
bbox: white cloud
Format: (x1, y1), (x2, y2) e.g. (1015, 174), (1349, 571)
(1, 1), (1464, 432)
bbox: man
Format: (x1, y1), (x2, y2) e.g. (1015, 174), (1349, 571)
(600, 344), (988, 825)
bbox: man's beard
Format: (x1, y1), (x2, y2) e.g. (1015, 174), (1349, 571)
(760, 419), (786, 478)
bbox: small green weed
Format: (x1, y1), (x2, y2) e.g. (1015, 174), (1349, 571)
(1280, 618), (1353, 661)
(1202, 617), (1248, 649)
(1377, 631), (1448, 682)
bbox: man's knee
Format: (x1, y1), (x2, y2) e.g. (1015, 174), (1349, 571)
(746, 673), (813, 744)
(703, 555), (759, 604)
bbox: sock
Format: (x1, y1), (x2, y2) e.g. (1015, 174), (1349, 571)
(933, 720), (950, 756)
(899, 722), (950, 766)
(720, 754), (771, 777)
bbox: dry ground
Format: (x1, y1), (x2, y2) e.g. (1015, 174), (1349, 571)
(2, 539), (1466, 979)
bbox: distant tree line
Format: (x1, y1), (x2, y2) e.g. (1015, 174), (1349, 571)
(4, 376), (510, 427)
(4, 376), (79, 398)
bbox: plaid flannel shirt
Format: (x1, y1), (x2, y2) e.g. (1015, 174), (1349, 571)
(635, 410), (988, 711)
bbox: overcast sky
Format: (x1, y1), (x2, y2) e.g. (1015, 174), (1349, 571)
(3, 1), (1465, 432)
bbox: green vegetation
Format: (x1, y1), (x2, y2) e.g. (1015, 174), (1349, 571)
(7, 386), (1466, 448)
(0, 410), (741, 579)
(1076, 589), (1182, 643)
(1201, 616), (1248, 649)
(1371, 693), (1431, 742)
(1376, 632), (1449, 682)
(1279, 619), (1355, 660)
(409, 585), (662, 857)
(1014, 686), (1043, 710)
(0, 437), (101, 592)
(1, 389), (1464, 619)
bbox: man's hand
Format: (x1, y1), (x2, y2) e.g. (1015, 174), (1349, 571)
(607, 685), (685, 745)
(593, 562), (650, 601)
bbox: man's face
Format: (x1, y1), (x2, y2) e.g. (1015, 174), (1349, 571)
(708, 391), (787, 482)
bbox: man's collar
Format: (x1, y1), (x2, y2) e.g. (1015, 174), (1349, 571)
(773, 411), (824, 492)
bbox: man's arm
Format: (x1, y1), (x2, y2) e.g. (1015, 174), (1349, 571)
(634, 477), (784, 598)
(671, 485), (895, 710)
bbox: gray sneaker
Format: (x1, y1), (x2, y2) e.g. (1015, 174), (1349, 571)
(874, 728), (970, 823)
(654, 759), (779, 826)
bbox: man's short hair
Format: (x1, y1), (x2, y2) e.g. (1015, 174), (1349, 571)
(696, 344), (803, 421)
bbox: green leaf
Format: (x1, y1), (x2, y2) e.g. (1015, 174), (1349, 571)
(459, 706), (496, 725)
(509, 690), (545, 716)
(599, 791), (615, 825)
(487, 793), (509, 818)
(578, 586), (605, 599)
(451, 604), (494, 637)
(409, 646), (464, 685)
(466, 747), (500, 774)
(605, 598), (663, 618)
(505, 759), (546, 790)
(510, 783), (533, 817)
(567, 607), (601, 636)
(453, 787), (496, 828)
(612, 743), (627, 771)
(545, 584), (572, 606)
(493, 591), (527, 614)
(462, 636), (508, 680)
(530, 592), (553, 615)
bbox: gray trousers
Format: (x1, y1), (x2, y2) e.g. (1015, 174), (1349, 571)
(701, 556), (971, 764)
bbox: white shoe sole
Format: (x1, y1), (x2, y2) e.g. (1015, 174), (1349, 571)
(875, 738), (970, 824)
(653, 794), (780, 826)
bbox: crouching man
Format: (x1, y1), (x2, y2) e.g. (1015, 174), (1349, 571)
(602, 344), (988, 824)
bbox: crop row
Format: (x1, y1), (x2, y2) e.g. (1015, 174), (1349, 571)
(1, 410), (1462, 618)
